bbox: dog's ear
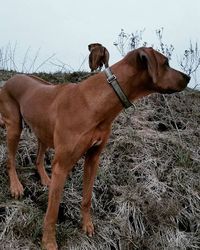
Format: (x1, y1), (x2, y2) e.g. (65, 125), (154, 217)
(138, 47), (158, 84)
(88, 44), (92, 51)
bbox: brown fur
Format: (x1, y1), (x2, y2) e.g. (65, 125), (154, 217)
(0, 47), (190, 249)
(88, 43), (109, 72)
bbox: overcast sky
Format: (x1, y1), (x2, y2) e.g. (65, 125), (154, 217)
(0, 0), (200, 87)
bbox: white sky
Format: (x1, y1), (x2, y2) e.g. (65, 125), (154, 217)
(0, 0), (200, 87)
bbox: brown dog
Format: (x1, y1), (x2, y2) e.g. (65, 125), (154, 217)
(0, 47), (190, 249)
(88, 43), (109, 72)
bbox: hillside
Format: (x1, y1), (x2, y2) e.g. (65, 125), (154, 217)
(0, 71), (199, 250)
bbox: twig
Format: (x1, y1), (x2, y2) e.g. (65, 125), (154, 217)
(21, 46), (31, 72)
(34, 53), (56, 72)
(28, 47), (41, 72)
(162, 94), (182, 142)
(78, 56), (87, 71)
(50, 58), (74, 71)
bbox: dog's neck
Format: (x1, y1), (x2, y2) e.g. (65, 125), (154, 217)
(104, 67), (133, 109)
(79, 60), (153, 122)
(111, 60), (154, 101)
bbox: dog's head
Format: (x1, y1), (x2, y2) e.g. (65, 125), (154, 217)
(88, 43), (102, 52)
(127, 47), (190, 94)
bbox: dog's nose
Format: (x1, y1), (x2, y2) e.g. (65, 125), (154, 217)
(182, 73), (191, 83)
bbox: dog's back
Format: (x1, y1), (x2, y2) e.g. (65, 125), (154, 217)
(1, 75), (55, 103)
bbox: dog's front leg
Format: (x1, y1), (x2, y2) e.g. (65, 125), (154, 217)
(42, 161), (70, 250)
(81, 135), (109, 236)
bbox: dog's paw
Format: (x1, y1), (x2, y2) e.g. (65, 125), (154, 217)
(42, 235), (58, 250)
(41, 242), (58, 250)
(82, 221), (95, 237)
(10, 181), (24, 199)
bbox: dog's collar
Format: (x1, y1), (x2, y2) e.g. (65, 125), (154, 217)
(104, 67), (133, 109)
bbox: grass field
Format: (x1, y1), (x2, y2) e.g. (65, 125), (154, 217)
(0, 71), (199, 249)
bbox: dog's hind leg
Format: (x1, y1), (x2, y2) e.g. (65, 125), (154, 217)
(4, 106), (23, 199)
(36, 141), (50, 186)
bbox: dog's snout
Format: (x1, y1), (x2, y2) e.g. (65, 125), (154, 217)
(182, 73), (191, 83)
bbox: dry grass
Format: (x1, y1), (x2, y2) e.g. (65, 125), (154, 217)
(0, 71), (199, 249)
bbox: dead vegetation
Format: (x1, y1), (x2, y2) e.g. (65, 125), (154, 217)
(0, 71), (199, 250)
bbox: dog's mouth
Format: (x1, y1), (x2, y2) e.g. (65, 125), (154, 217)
(155, 70), (190, 94)
(156, 87), (180, 94)
(156, 78), (189, 94)
(161, 88), (179, 94)
(175, 80), (189, 92)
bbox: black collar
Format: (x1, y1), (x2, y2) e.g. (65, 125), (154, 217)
(104, 67), (133, 109)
